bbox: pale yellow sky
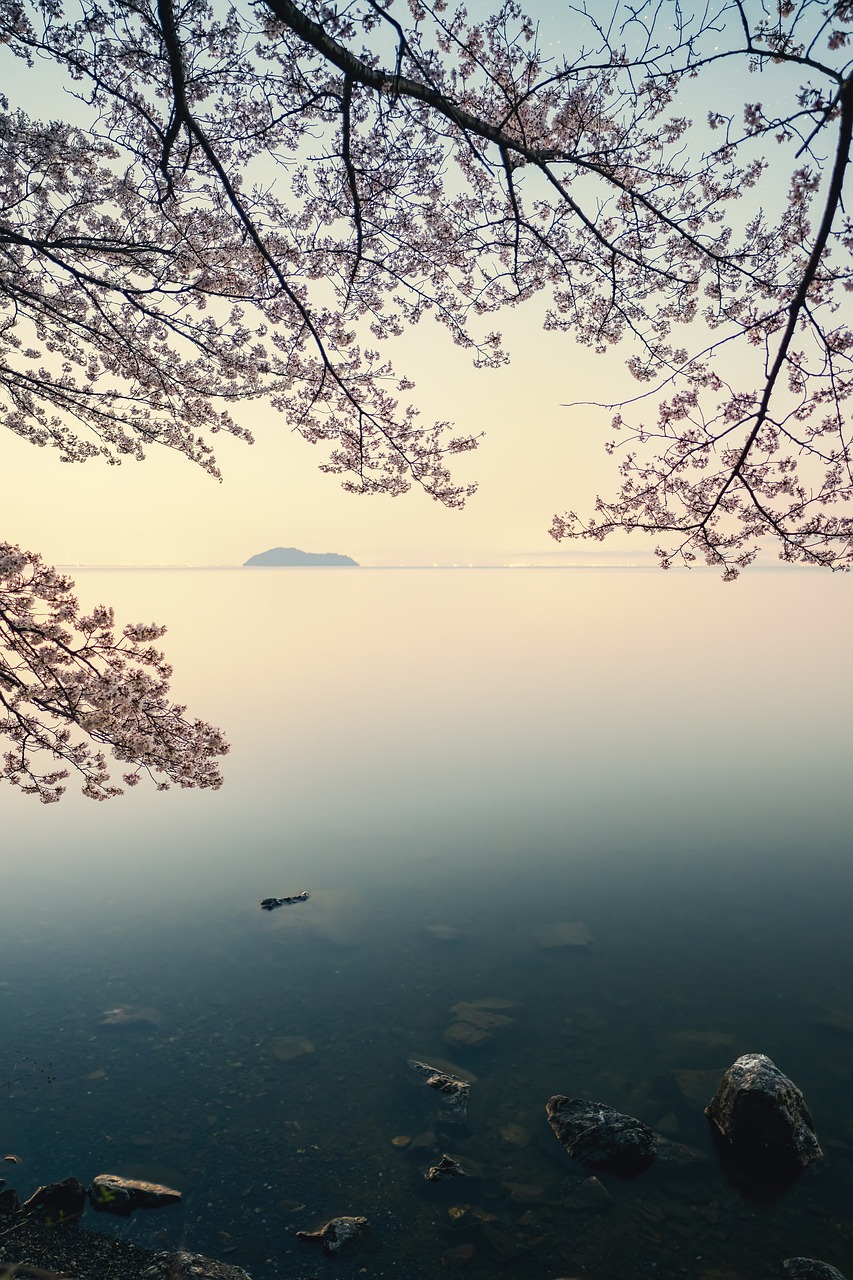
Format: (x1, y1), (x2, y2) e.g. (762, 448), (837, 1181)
(2, 301), (643, 567)
(0, 5), (809, 570)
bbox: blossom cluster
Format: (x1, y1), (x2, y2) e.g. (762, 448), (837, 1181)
(0, 543), (228, 802)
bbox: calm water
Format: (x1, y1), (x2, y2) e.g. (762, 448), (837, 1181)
(1, 567), (852, 1279)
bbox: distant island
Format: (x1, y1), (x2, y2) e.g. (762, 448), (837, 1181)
(243, 546), (359, 567)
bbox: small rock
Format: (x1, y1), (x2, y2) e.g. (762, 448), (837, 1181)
(296, 1215), (370, 1255)
(546, 1096), (656, 1175)
(90, 1173), (182, 1215)
(444, 1001), (514, 1049)
(426, 1154), (467, 1182)
(533, 921), (593, 949)
(426, 924), (462, 940)
(260, 892), (309, 910)
(99, 1005), (162, 1027)
(21, 1177), (86, 1221)
(270, 1035), (315, 1062)
(564, 1175), (612, 1212)
(783, 1261), (848, 1280)
(408, 1059), (471, 1124)
(705, 1054), (822, 1170)
(142, 1252), (253, 1280)
(497, 1122), (529, 1148)
(406, 1130), (438, 1152)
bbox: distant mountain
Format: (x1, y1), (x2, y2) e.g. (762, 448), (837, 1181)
(243, 546), (359, 567)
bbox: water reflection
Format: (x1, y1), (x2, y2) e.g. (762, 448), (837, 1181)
(1, 568), (851, 1277)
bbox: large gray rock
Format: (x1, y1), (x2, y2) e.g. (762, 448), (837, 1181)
(705, 1054), (822, 1170)
(546, 1096), (656, 1175)
(142, 1251), (253, 1280)
(783, 1260), (848, 1280)
(90, 1174), (182, 1215)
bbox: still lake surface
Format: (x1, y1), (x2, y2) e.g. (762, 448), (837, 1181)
(1, 566), (852, 1279)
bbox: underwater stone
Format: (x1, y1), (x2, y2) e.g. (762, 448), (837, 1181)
(426, 1154), (468, 1182)
(296, 1215), (370, 1255)
(705, 1053), (822, 1170)
(408, 1059), (471, 1124)
(546, 1096), (656, 1175)
(444, 1001), (514, 1049)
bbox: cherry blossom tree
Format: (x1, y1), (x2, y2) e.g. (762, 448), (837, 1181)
(1, 0), (852, 797)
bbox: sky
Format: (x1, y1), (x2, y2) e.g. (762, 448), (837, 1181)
(1, 294), (633, 568)
(0, 2), (821, 569)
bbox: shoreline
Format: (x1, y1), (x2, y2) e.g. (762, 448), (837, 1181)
(0, 1220), (249, 1280)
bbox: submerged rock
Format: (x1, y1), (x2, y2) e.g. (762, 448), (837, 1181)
(296, 1215), (370, 1255)
(444, 999), (515, 1049)
(671, 1068), (725, 1110)
(705, 1054), (822, 1170)
(546, 1097), (656, 1175)
(21, 1178), (87, 1221)
(90, 1174), (182, 1215)
(99, 1005), (162, 1028)
(142, 1252), (253, 1280)
(783, 1261), (848, 1280)
(563, 1174), (612, 1213)
(270, 1035), (315, 1062)
(408, 1059), (471, 1125)
(533, 921), (593, 949)
(426, 1154), (468, 1182)
(817, 1009), (853, 1036)
(425, 924), (463, 940)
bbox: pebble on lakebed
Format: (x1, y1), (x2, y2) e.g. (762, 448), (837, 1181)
(270, 1035), (315, 1061)
(99, 1005), (162, 1027)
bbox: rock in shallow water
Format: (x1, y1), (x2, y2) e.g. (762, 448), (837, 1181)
(425, 1154), (470, 1182)
(90, 1174), (182, 1215)
(444, 1000), (515, 1049)
(99, 1005), (162, 1027)
(705, 1053), (822, 1170)
(296, 1215), (370, 1255)
(408, 1059), (471, 1125)
(546, 1096), (656, 1175)
(270, 1035), (315, 1062)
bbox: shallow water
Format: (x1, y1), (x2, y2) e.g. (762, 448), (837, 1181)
(1, 567), (852, 1278)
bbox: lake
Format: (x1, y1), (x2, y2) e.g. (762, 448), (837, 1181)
(1, 566), (852, 1279)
